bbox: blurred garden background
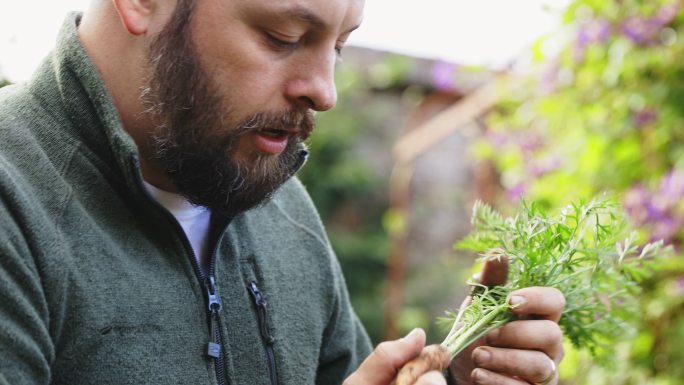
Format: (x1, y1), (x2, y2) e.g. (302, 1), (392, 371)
(2, 0), (683, 384)
(301, 1), (684, 383)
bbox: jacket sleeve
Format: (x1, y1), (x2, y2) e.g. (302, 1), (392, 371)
(271, 178), (374, 383)
(315, 255), (373, 385)
(0, 202), (53, 385)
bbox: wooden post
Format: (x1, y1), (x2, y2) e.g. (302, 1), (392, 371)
(383, 74), (513, 339)
(383, 161), (414, 340)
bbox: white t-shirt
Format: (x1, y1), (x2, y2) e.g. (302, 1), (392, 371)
(144, 182), (212, 274)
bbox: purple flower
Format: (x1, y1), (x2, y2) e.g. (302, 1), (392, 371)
(621, 3), (680, 45)
(656, 3), (680, 25)
(507, 182), (526, 202)
(528, 155), (564, 178)
(517, 134), (545, 154)
(431, 60), (457, 92)
(659, 170), (684, 201)
(675, 276), (684, 295)
(579, 20), (612, 45)
(539, 59), (562, 94)
(646, 201), (668, 222)
(624, 185), (651, 224)
(621, 16), (658, 45)
(574, 20), (612, 61)
(652, 216), (677, 243)
(485, 130), (509, 150)
(632, 108), (658, 128)
(625, 169), (684, 246)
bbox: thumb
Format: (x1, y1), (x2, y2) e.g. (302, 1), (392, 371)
(459, 256), (509, 311)
(344, 328), (426, 385)
(450, 256), (510, 381)
(477, 255), (509, 286)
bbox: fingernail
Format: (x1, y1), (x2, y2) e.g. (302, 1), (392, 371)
(510, 295), (527, 307)
(486, 328), (500, 342)
(472, 368), (488, 383)
(473, 348), (491, 366)
(403, 328), (420, 340)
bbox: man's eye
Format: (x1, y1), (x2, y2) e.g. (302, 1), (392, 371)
(266, 33), (300, 50)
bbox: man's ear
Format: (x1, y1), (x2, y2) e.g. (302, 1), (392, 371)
(112, 0), (155, 35)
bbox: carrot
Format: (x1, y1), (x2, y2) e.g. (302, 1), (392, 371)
(395, 344), (450, 385)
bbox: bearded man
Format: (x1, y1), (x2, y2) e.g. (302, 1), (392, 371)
(0, 0), (565, 384)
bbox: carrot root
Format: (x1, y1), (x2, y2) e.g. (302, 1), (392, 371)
(395, 344), (450, 385)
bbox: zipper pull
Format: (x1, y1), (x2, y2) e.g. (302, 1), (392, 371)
(205, 276), (222, 312)
(205, 276), (222, 358)
(248, 281), (275, 344)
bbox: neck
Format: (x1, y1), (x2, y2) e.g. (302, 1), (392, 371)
(78, 2), (176, 191)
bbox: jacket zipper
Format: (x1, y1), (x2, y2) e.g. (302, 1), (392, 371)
(189, 234), (230, 385)
(248, 281), (278, 385)
(130, 159), (229, 385)
(205, 275), (227, 385)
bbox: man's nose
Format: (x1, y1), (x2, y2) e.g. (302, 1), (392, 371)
(285, 52), (338, 112)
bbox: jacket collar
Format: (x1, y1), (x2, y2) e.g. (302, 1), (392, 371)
(28, 12), (141, 187)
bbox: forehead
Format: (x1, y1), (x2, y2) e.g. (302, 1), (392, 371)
(229, 0), (365, 32)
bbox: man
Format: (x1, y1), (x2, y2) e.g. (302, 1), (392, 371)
(0, 0), (564, 384)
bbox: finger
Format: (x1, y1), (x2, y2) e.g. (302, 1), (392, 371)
(478, 256), (509, 286)
(415, 370), (447, 385)
(462, 256), (510, 313)
(485, 320), (564, 359)
(344, 328), (426, 385)
(472, 346), (557, 384)
(509, 287), (565, 322)
(466, 256), (508, 309)
(448, 336), (482, 384)
(471, 368), (529, 385)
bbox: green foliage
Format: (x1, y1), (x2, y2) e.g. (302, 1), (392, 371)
(442, 197), (664, 364)
(476, 0), (684, 382)
(481, 0), (684, 208)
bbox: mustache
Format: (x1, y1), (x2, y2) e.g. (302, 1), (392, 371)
(235, 109), (316, 141)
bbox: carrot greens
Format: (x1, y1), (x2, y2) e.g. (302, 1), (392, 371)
(441, 196), (665, 363)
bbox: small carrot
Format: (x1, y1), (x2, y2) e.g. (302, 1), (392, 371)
(395, 344), (450, 385)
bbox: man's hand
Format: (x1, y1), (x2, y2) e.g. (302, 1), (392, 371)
(451, 258), (565, 385)
(344, 328), (446, 385)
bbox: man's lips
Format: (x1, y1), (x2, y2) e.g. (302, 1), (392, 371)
(250, 128), (298, 155)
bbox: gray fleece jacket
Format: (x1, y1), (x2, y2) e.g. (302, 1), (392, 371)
(0, 13), (371, 385)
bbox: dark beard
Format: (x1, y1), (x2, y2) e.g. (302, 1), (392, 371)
(141, 0), (313, 218)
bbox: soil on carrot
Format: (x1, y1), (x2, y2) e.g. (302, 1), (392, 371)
(395, 344), (450, 385)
